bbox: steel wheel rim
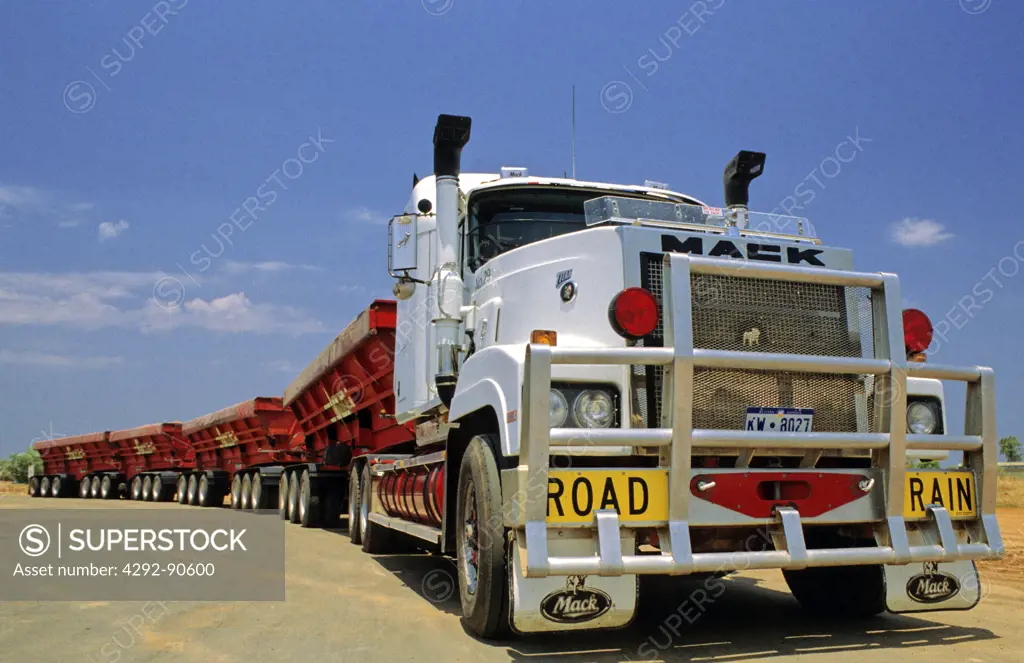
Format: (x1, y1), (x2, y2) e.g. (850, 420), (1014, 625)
(298, 474), (307, 521)
(279, 476), (288, 511)
(252, 477), (261, 509)
(348, 471), (358, 527)
(81, 480), (90, 498)
(460, 481), (480, 596)
(359, 472), (370, 539)
(199, 477), (208, 504)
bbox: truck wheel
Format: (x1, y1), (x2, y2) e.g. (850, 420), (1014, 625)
(241, 474), (253, 510)
(151, 477), (165, 502)
(51, 476), (64, 498)
(783, 565), (886, 617)
(199, 475), (214, 507)
(91, 476), (102, 499)
(278, 472), (290, 519)
(456, 435), (509, 639)
(40, 477), (51, 498)
(187, 474), (199, 506)
(230, 475), (242, 509)
(288, 470), (301, 524)
(80, 477), (93, 499)
(101, 475), (115, 500)
(131, 476), (144, 501)
(28, 476), (40, 497)
(176, 475), (188, 504)
(299, 470), (321, 528)
(142, 476), (153, 501)
(252, 473), (266, 510)
(361, 463), (401, 554)
(347, 464), (362, 544)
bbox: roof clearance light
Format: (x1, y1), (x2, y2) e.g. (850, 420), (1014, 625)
(608, 288), (659, 339)
(500, 166), (528, 178)
(903, 309), (934, 355)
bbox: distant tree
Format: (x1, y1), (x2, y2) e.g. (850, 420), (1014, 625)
(0, 450), (42, 483)
(910, 459), (941, 469)
(1000, 436), (1022, 463)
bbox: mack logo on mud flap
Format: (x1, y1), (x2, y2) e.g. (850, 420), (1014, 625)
(661, 235), (826, 266)
(906, 562), (961, 603)
(540, 576), (612, 623)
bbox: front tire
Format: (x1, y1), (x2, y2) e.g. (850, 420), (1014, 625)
(456, 435), (509, 639)
(347, 464), (362, 544)
(783, 565), (886, 618)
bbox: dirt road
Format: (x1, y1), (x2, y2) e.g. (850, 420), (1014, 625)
(1, 493), (1020, 663)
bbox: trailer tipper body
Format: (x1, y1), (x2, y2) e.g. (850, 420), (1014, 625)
(181, 397), (297, 510)
(30, 431), (118, 499)
(108, 422), (191, 502)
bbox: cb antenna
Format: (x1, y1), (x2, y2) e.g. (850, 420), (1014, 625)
(571, 85), (577, 180)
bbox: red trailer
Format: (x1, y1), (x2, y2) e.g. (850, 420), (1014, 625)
(181, 397), (297, 509)
(107, 422), (192, 502)
(29, 431), (120, 499)
(269, 300), (415, 528)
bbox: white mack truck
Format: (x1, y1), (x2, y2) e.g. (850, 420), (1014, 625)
(350, 114), (1004, 638)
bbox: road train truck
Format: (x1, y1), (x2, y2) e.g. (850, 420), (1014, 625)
(344, 114), (1004, 638)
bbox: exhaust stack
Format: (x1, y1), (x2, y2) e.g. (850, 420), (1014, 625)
(723, 150), (766, 209)
(432, 114), (472, 407)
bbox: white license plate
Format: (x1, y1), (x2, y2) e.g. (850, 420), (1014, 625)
(745, 407), (814, 433)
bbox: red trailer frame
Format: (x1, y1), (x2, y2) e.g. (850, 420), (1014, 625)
(29, 431), (119, 499)
(108, 422), (192, 502)
(182, 397), (297, 509)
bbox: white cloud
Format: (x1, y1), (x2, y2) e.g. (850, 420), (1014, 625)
(0, 184), (95, 229)
(263, 359), (297, 373)
(0, 349), (123, 369)
(891, 218), (954, 247)
(0, 271), (324, 334)
(0, 184), (49, 208)
(98, 219), (130, 241)
(58, 220), (84, 228)
(343, 206), (385, 224)
(221, 261), (319, 275)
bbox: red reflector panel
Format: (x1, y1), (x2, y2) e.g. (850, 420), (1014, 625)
(691, 472), (869, 518)
(608, 287), (659, 339)
(903, 309), (933, 353)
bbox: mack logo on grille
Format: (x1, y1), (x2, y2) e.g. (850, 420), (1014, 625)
(540, 575), (611, 623)
(661, 235), (826, 266)
(906, 562), (960, 603)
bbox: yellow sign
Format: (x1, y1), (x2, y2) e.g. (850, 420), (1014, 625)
(65, 449), (86, 461)
(324, 390), (355, 422)
(904, 471), (976, 519)
(546, 470), (668, 525)
(216, 432), (240, 448)
(133, 440), (156, 456)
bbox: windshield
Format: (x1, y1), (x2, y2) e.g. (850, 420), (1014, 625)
(465, 188), (657, 271)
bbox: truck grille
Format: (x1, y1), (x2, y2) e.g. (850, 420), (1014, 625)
(631, 253), (878, 433)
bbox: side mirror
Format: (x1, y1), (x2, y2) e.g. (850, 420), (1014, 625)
(388, 214), (418, 275)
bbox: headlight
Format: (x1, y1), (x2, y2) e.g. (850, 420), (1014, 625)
(549, 389), (569, 428)
(907, 401), (938, 434)
(572, 390), (615, 428)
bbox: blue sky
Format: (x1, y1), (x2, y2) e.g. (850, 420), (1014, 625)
(1, 1), (1021, 456)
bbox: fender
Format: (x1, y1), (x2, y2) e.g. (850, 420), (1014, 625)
(449, 344), (526, 457)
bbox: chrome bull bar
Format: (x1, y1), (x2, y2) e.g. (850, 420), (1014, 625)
(517, 253), (1004, 578)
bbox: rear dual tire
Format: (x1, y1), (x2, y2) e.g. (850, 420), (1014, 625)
(347, 464), (362, 544)
(176, 475), (188, 504)
(40, 477), (52, 498)
(783, 565), (886, 618)
(101, 475), (116, 500)
(91, 476), (102, 499)
(278, 472), (291, 519)
(80, 477), (92, 499)
(28, 476), (40, 497)
(51, 476), (64, 498)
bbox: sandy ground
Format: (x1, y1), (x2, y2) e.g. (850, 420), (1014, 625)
(0, 493), (1021, 663)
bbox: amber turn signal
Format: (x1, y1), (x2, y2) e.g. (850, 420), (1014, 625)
(530, 329), (558, 346)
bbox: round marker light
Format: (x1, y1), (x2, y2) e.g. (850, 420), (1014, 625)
(549, 389), (569, 428)
(573, 390), (615, 428)
(903, 309), (933, 354)
(609, 287), (659, 339)
(907, 401), (938, 435)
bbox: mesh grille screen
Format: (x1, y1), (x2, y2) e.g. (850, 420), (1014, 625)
(634, 253), (878, 433)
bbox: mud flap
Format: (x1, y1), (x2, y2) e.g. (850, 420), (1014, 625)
(885, 560), (982, 613)
(509, 529), (637, 634)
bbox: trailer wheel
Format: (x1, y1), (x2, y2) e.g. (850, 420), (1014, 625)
(288, 471), (301, 524)
(40, 477), (51, 498)
(101, 475), (116, 500)
(80, 477), (93, 499)
(456, 435), (509, 639)
(299, 470), (321, 528)
(51, 476), (64, 498)
(130, 476), (143, 501)
(176, 475), (188, 504)
(252, 473), (266, 510)
(241, 474), (253, 510)
(347, 464), (362, 544)
(199, 474), (215, 507)
(91, 476), (102, 499)
(783, 565), (886, 618)
(142, 476), (153, 502)
(151, 477), (166, 502)
(28, 476), (40, 497)
(187, 474), (199, 506)
(278, 472), (290, 519)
